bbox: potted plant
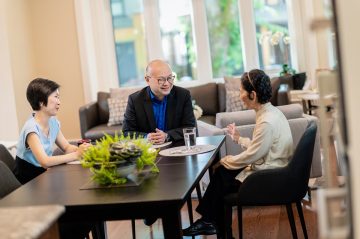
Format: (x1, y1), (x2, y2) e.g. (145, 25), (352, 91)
(280, 64), (296, 76)
(81, 133), (159, 185)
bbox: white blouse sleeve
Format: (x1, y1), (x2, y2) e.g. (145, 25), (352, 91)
(221, 122), (273, 169)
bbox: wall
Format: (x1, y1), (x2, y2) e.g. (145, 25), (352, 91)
(28, 0), (84, 139)
(336, 0), (360, 238)
(0, 0), (34, 140)
(1, 0), (85, 140)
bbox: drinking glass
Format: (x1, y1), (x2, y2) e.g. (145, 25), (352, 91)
(183, 127), (196, 151)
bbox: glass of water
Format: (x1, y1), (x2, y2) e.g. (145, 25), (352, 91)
(183, 127), (196, 151)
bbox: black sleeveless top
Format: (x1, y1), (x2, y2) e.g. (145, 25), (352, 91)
(13, 156), (46, 184)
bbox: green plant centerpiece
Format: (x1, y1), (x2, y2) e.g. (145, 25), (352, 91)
(81, 133), (159, 185)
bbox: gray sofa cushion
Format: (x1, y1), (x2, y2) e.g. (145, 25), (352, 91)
(215, 103), (303, 128)
(217, 83), (226, 112)
(84, 123), (123, 140)
(188, 83), (219, 115)
(198, 115), (216, 125)
(97, 92), (110, 124)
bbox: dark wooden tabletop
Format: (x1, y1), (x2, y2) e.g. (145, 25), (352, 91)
(0, 135), (225, 238)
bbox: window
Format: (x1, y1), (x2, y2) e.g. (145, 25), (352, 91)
(205, 0), (244, 78)
(110, 0), (147, 86)
(158, 0), (197, 82)
(80, 0), (301, 97)
(254, 0), (292, 70)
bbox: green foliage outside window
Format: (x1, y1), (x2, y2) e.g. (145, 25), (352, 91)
(206, 0), (244, 77)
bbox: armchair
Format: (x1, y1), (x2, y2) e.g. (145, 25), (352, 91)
(0, 161), (21, 198)
(198, 103), (322, 178)
(223, 121), (317, 239)
(0, 144), (16, 172)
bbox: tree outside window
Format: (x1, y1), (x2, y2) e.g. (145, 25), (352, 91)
(205, 0), (244, 78)
(254, 0), (292, 70)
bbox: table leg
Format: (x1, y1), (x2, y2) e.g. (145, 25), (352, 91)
(308, 100), (313, 115)
(162, 208), (182, 238)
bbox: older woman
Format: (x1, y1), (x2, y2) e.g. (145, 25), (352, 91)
(14, 78), (90, 184)
(183, 69), (294, 237)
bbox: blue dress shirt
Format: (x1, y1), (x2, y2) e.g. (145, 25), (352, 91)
(148, 87), (167, 131)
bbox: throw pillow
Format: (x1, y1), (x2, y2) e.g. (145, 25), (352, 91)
(226, 90), (245, 112)
(110, 87), (140, 99)
(107, 98), (128, 126)
(107, 87), (141, 126)
(224, 77), (245, 112)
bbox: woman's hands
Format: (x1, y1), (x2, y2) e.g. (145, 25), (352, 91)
(76, 143), (91, 159)
(227, 123), (240, 143)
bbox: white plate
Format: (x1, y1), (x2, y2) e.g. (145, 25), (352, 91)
(67, 160), (81, 165)
(151, 141), (172, 149)
(159, 144), (217, 157)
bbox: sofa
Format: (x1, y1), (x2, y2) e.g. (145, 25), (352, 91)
(79, 78), (291, 140)
(197, 103), (322, 178)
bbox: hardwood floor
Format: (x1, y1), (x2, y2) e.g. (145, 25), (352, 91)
(104, 193), (319, 239)
(104, 121), (343, 239)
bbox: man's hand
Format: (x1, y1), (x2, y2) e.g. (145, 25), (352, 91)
(147, 128), (167, 145)
(226, 123), (240, 143)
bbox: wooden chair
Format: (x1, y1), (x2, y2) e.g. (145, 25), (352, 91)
(223, 121), (317, 239)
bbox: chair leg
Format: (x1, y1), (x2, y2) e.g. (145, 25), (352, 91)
(187, 184), (201, 226)
(285, 204), (298, 239)
(131, 218), (136, 239)
(307, 187), (312, 202)
(223, 204), (233, 239)
(187, 197), (194, 224)
(196, 183), (202, 201)
(296, 201), (308, 239)
(92, 221), (107, 239)
(237, 206), (243, 239)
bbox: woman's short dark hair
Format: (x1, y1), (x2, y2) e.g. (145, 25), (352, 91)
(240, 69), (272, 104)
(26, 78), (60, 110)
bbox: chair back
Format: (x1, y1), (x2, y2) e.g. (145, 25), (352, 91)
(286, 121), (317, 200)
(0, 144), (16, 171)
(235, 121), (317, 206)
(0, 161), (21, 198)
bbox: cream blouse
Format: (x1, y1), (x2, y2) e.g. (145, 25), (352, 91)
(220, 102), (293, 182)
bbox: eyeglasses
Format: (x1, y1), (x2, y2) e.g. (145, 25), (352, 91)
(146, 74), (175, 85)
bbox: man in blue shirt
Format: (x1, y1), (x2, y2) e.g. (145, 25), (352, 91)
(123, 59), (196, 145)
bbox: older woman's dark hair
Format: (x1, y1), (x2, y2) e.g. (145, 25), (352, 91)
(26, 78), (60, 110)
(240, 69), (272, 104)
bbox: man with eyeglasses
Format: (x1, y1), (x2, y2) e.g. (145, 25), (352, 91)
(123, 60), (196, 226)
(123, 59), (196, 145)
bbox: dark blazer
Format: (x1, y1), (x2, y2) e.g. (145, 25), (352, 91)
(123, 86), (196, 142)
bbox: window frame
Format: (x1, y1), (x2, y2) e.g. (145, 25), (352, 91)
(75, 0), (309, 101)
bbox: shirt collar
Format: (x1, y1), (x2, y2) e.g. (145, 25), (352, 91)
(256, 102), (271, 120)
(148, 87), (167, 103)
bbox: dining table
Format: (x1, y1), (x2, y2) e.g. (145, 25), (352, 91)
(0, 135), (225, 239)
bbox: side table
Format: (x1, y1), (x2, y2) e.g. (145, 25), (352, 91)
(299, 92), (319, 115)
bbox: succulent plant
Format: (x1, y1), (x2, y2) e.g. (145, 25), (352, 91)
(109, 141), (142, 162)
(80, 132), (159, 185)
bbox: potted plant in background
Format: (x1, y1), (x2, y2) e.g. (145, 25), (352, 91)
(81, 133), (159, 185)
(280, 64), (296, 76)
